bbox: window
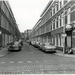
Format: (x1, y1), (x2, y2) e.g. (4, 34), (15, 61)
(60, 1), (62, 8)
(53, 36), (55, 45)
(59, 15), (61, 27)
(56, 4), (59, 11)
(49, 12), (51, 18)
(71, 4), (75, 22)
(46, 24), (49, 32)
(56, 17), (58, 28)
(48, 36), (51, 42)
(65, 10), (67, 24)
(58, 34), (61, 46)
(51, 22), (52, 30)
(53, 20), (55, 29)
(71, 10), (75, 22)
(53, 7), (55, 14)
(50, 24), (52, 31)
(64, 0), (68, 5)
(51, 10), (52, 16)
(51, 36), (53, 44)
(61, 12), (63, 26)
(59, 34), (61, 46)
(56, 35), (58, 46)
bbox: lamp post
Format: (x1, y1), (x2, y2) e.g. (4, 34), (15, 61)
(62, 21), (75, 55)
(62, 24), (72, 55)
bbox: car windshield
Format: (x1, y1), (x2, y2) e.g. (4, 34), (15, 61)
(42, 43), (45, 46)
(43, 43), (54, 46)
(14, 41), (19, 45)
(44, 43), (50, 46)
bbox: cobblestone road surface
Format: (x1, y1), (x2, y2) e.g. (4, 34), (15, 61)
(0, 63), (75, 74)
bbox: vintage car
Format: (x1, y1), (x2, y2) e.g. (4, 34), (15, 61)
(39, 43), (56, 53)
(8, 41), (22, 51)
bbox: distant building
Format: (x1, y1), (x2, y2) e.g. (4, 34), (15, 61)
(21, 32), (25, 41)
(24, 29), (31, 41)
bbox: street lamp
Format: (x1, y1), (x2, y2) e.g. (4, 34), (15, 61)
(65, 24), (72, 32)
(62, 21), (75, 55)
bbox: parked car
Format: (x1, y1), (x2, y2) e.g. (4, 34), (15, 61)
(34, 42), (40, 48)
(39, 43), (56, 53)
(19, 39), (23, 46)
(8, 41), (22, 51)
(31, 41), (36, 46)
(27, 40), (31, 44)
(38, 42), (43, 50)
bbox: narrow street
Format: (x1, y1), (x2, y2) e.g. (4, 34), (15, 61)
(0, 42), (75, 74)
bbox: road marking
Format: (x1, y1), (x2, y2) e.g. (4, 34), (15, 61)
(27, 61), (32, 63)
(18, 61), (23, 63)
(1, 62), (5, 64)
(35, 61), (39, 63)
(10, 61), (15, 63)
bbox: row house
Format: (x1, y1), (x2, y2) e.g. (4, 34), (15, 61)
(0, 1), (20, 47)
(30, 0), (75, 50)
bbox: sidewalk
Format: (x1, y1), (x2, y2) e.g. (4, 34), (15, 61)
(0, 46), (10, 57)
(55, 50), (75, 58)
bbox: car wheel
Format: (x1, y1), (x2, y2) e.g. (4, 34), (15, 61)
(43, 49), (46, 52)
(51, 51), (56, 53)
(53, 51), (56, 53)
(44, 50), (48, 53)
(19, 48), (22, 51)
(44, 50), (46, 52)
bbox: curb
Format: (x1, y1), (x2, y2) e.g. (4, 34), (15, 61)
(54, 53), (75, 58)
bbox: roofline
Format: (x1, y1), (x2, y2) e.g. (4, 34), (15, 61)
(40, 0), (53, 17)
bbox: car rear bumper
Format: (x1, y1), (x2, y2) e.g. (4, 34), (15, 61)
(8, 46), (21, 51)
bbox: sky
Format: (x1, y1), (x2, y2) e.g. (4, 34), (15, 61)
(8, 0), (50, 32)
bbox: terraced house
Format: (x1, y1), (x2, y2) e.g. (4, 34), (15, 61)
(30, 0), (75, 50)
(0, 1), (20, 47)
